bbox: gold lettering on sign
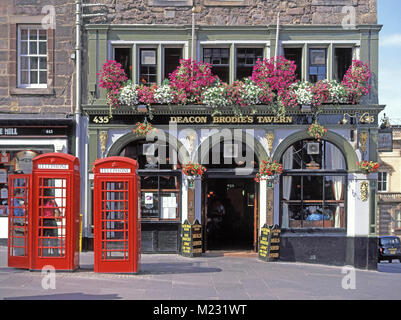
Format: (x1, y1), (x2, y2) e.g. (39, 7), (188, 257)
(170, 116), (207, 124)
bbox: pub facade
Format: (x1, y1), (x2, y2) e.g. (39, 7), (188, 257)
(81, 0), (382, 269)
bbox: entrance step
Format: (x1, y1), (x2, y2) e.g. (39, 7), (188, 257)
(204, 251), (258, 258)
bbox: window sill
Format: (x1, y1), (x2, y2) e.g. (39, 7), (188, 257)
(10, 88), (54, 95)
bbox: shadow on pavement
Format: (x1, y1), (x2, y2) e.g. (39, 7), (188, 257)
(77, 262), (222, 275)
(377, 261), (401, 273)
(4, 292), (121, 300)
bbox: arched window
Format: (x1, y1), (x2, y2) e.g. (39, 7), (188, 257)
(281, 139), (347, 229)
(119, 139), (181, 221)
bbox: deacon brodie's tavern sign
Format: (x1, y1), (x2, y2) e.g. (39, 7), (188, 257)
(90, 114), (294, 125)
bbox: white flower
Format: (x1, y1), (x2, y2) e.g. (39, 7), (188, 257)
(291, 82), (313, 105)
(241, 82), (263, 106)
(154, 84), (174, 104)
(119, 84), (138, 106)
(329, 80), (348, 104)
(202, 86), (229, 108)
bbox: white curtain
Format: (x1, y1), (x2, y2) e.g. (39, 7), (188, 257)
(326, 143), (345, 228)
(282, 147), (293, 228)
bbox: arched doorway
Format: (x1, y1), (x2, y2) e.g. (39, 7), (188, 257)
(280, 138), (347, 229)
(196, 131), (265, 252)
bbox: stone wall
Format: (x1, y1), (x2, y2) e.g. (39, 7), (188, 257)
(0, 0), (75, 114)
(84, 0), (377, 25)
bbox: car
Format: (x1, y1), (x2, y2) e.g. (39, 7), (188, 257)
(378, 236), (401, 263)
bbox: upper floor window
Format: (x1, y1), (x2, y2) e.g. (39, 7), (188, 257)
(203, 48), (230, 83)
(164, 47), (182, 81)
(378, 172), (388, 192)
(18, 26), (47, 88)
(236, 48), (263, 81)
(284, 47), (302, 81)
(309, 48), (327, 83)
(114, 47), (132, 80)
(334, 47), (353, 81)
(139, 48), (157, 85)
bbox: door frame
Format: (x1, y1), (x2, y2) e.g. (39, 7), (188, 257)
(202, 173), (259, 252)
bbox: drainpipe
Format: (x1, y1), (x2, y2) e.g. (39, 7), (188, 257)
(274, 12), (280, 61)
(75, 0), (81, 159)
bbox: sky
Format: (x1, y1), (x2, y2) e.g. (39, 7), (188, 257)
(378, 0), (401, 123)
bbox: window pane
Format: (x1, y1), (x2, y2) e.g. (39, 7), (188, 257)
(29, 29), (37, 40)
(164, 48), (182, 80)
(286, 204), (303, 228)
(39, 30), (47, 40)
(303, 204), (324, 228)
(282, 176), (302, 201)
(39, 57), (47, 70)
(30, 70), (38, 84)
(325, 176), (345, 201)
(20, 42), (27, 55)
(284, 47), (302, 80)
(141, 191), (159, 218)
(30, 57), (38, 70)
(39, 42), (46, 55)
(29, 42), (37, 55)
(20, 56), (29, 70)
(114, 47), (131, 80)
(20, 71), (29, 84)
(325, 142), (346, 170)
(303, 176), (323, 200)
(39, 71), (47, 84)
(21, 29), (28, 40)
(334, 48), (352, 81)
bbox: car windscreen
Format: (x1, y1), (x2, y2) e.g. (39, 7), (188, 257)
(380, 238), (401, 246)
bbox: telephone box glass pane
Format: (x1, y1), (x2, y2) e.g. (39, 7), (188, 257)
(38, 178), (66, 258)
(9, 177), (29, 257)
(101, 181), (129, 260)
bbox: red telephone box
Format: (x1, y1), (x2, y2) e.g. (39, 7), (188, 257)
(8, 174), (31, 269)
(30, 153), (80, 271)
(93, 157), (141, 273)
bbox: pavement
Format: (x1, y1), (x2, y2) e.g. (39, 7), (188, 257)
(0, 246), (401, 300)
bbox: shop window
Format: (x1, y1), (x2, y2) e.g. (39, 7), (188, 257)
(281, 140), (346, 229)
(0, 148), (52, 217)
(334, 48), (353, 82)
(284, 47), (302, 81)
(18, 26), (47, 88)
(309, 48), (327, 83)
(236, 48), (263, 80)
(164, 48), (182, 81)
(378, 172), (388, 192)
(114, 47), (132, 80)
(203, 48), (230, 83)
(139, 48), (157, 85)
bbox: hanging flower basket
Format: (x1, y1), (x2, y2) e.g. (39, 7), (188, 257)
(357, 161), (380, 175)
(132, 122), (155, 136)
(255, 159), (283, 187)
(308, 122), (327, 141)
(181, 162), (207, 189)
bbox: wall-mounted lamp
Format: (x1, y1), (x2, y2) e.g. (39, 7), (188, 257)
(339, 112), (375, 125)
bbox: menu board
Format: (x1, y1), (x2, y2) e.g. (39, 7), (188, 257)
(181, 220), (192, 256)
(258, 224), (281, 262)
(0, 169), (7, 183)
(181, 219), (202, 257)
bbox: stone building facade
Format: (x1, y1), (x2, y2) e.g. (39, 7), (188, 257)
(84, 0), (377, 25)
(0, 0), (76, 239)
(81, 0), (383, 270)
